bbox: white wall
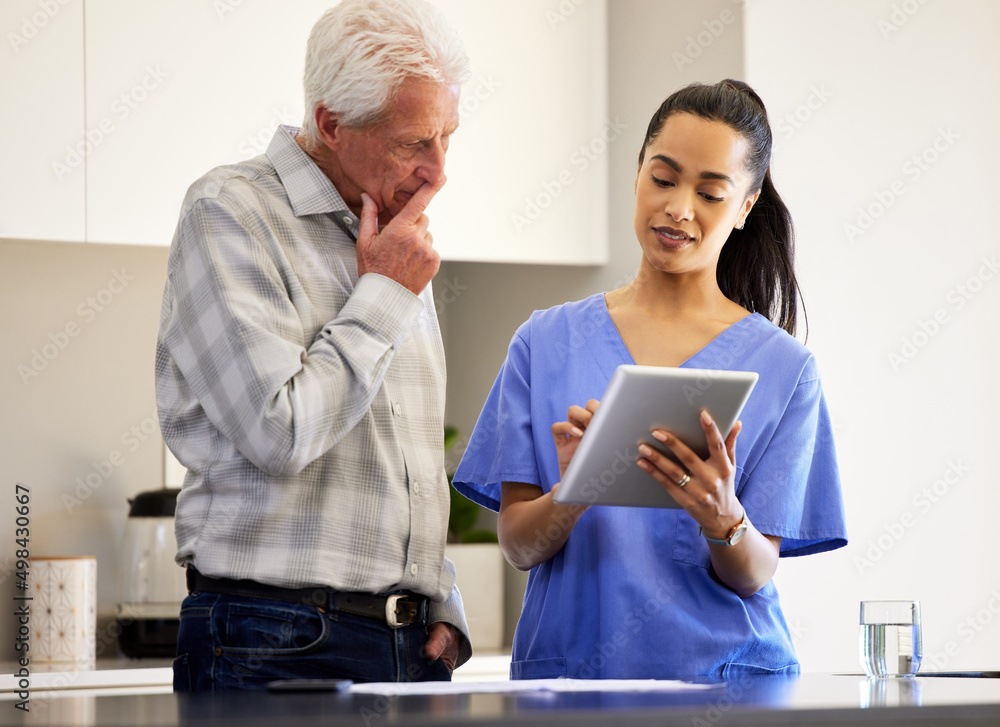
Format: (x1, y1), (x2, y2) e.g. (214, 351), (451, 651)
(6, 0), (996, 674)
(0, 240), (168, 661)
(442, 0), (747, 469)
(746, 0), (1000, 673)
(440, 0), (747, 647)
(445, 0), (1000, 672)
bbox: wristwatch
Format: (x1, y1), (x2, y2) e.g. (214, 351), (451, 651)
(700, 507), (750, 547)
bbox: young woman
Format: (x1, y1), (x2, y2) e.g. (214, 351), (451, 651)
(453, 80), (847, 680)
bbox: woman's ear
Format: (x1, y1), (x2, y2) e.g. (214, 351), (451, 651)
(736, 190), (761, 230)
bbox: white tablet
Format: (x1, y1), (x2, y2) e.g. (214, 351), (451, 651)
(552, 365), (758, 509)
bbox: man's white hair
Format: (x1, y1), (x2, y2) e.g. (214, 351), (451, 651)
(300, 0), (470, 141)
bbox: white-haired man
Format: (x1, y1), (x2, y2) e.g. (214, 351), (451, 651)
(156, 0), (472, 690)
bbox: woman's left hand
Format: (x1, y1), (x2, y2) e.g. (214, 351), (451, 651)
(637, 409), (781, 597)
(636, 409), (744, 539)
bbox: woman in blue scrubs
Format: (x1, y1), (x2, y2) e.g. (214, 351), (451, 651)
(453, 80), (847, 680)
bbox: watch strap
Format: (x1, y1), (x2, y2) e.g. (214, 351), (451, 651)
(699, 507), (749, 546)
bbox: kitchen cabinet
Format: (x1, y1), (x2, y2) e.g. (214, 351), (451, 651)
(418, 0), (609, 264)
(37, 0), (608, 263)
(83, 0), (330, 246)
(0, 0), (86, 242)
(4, 1), (608, 261)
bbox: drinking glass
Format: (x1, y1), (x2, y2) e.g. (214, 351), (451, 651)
(859, 600), (922, 678)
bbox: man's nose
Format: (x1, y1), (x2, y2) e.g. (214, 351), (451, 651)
(417, 140), (447, 184)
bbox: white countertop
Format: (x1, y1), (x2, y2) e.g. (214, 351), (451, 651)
(0, 652), (511, 698)
(0, 658), (173, 699)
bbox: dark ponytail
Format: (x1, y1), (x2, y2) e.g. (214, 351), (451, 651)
(639, 80), (805, 338)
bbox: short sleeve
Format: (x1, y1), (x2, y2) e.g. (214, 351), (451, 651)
(740, 366), (847, 557)
(452, 328), (537, 512)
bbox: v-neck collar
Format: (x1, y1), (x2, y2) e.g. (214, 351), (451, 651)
(595, 293), (761, 371)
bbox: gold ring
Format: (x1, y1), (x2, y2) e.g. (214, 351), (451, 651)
(676, 473), (691, 488)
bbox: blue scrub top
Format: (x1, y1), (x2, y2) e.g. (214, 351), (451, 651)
(453, 294), (847, 680)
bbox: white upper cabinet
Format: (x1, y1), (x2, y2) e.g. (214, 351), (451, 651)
(18, 1), (608, 264)
(83, 0), (329, 246)
(0, 1), (86, 242)
(424, 0), (609, 264)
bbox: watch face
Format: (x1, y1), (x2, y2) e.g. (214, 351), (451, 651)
(702, 510), (749, 546)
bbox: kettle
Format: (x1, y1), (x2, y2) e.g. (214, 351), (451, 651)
(116, 488), (186, 658)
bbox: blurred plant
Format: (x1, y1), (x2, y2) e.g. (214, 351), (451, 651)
(446, 425), (498, 544)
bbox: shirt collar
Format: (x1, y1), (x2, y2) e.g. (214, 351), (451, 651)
(266, 126), (358, 232)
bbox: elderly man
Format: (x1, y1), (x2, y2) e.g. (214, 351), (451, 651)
(156, 0), (472, 691)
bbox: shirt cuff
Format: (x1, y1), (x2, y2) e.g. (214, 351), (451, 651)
(338, 273), (424, 347)
(428, 584), (474, 668)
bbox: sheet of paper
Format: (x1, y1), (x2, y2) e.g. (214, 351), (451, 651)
(350, 678), (721, 696)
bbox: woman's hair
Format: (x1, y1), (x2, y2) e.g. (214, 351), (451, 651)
(299, 0), (470, 142)
(638, 80), (803, 338)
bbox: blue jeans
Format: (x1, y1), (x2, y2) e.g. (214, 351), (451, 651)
(172, 591), (452, 691)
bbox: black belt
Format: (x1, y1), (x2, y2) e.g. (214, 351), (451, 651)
(186, 567), (427, 628)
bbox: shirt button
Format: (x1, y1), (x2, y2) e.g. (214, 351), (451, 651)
(410, 564), (419, 576)
(412, 481), (420, 494)
(393, 403), (402, 416)
(342, 215), (353, 225)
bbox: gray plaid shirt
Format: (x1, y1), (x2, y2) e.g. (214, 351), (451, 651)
(156, 126), (469, 661)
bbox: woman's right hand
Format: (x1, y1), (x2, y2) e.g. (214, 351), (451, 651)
(551, 399), (600, 479)
(498, 400), (601, 572)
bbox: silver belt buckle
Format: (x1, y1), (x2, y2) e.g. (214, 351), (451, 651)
(385, 594), (404, 628)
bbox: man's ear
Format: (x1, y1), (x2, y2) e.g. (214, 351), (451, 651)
(314, 106), (343, 151)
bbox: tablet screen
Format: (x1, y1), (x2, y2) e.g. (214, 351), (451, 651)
(553, 365), (758, 508)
